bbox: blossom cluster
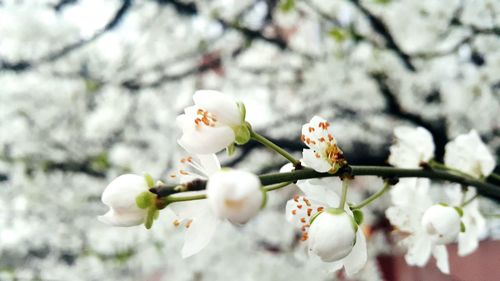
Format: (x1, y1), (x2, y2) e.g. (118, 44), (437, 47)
(99, 90), (497, 277)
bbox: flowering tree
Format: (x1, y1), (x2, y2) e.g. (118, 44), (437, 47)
(1, 0), (499, 280)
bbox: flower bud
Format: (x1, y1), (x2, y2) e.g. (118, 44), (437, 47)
(421, 204), (461, 244)
(206, 169), (263, 224)
(308, 210), (357, 262)
(98, 174), (149, 227)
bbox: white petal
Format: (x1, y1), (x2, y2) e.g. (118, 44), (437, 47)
(181, 211), (220, 258)
(196, 154), (221, 176)
(385, 206), (413, 233)
(169, 199), (209, 219)
(101, 174), (148, 209)
(388, 126), (434, 168)
(389, 178), (416, 206)
(296, 179), (339, 207)
(458, 200), (485, 256)
(342, 230), (368, 276)
(404, 232), (432, 266)
(327, 260), (344, 273)
(458, 225), (478, 257)
(178, 125), (235, 155)
(302, 149), (331, 173)
(98, 209), (145, 227)
(301, 116), (331, 145)
(193, 90), (241, 125)
(444, 130), (495, 178)
(432, 245), (449, 274)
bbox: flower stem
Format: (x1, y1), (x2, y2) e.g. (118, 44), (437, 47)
(250, 130), (300, 166)
(484, 214), (500, 218)
(258, 166), (500, 202)
(461, 194), (478, 207)
(338, 179), (349, 209)
(152, 166), (500, 203)
(428, 160), (475, 179)
(165, 194), (206, 203)
(264, 182), (293, 192)
(351, 181), (390, 209)
(489, 173), (500, 183)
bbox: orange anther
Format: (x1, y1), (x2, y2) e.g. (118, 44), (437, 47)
(303, 198), (311, 206)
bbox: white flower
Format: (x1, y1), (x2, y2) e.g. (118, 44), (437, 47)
(421, 204), (461, 245)
(308, 210), (357, 262)
(285, 180), (367, 276)
(206, 169), (263, 224)
(98, 174), (149, 227)
(167, 153), (223, 258)
(388, 126), (435, 168)
(385, 179), (450, 274)
(446, 185), (487, 256)
(300, 116), (345, 173)
(444, 130), (495, 178)
(176, 90), (246, 155)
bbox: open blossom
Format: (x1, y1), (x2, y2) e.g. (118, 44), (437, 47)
(388, 126), (435, 168)
(385, 178), (450, 274)
(98, 174), (150, 227)
(176, 90), (246, 155)
(421, 204), (462, 245)
(206, 169), (263, 224)
(446, 185), (487, 256)
(167, 153), (223, 258)
(300, 116), (346, 173)
(444, 130), (495, 178)
(285, 180), (367, 276)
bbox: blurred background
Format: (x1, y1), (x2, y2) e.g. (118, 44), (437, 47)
(0, 0), (499, 280)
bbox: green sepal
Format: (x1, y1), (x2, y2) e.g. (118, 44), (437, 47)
(280, 0), (295, 12)
(260, 188), (268, 209)
(144, 173), (154, 188)
(145, 207), (157, 229)
(328, 28), (348, 42)
(353, 209), (364, 225)
(227, 143), (236, 156)
(460, 221), (466, 233)
(454, 206), (464, 217)
(348, 213), (359, 233)
(136, 191), (153, 209)
(237, 102), (246, 123)
(438, 202), (449, 207)
(233, 124), (251, 145)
